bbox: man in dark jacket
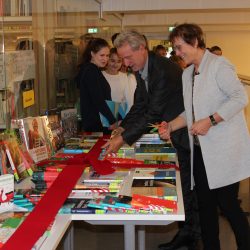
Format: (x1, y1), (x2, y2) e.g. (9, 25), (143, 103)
(103, 30), (200, 250)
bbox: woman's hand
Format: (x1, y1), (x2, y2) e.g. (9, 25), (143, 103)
(190, 118), (211, 136)
(158, 121), (172, 140)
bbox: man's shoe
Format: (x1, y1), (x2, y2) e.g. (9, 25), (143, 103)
(158, 232), (195, 250)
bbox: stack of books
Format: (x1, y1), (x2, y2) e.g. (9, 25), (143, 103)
(135, 145), (176, 162)
(135, 133), (166, 147)
(131, 168), (177, 201)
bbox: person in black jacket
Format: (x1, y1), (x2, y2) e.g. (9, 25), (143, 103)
(103, 30), (200, 250)
(76, 38), (117, 133)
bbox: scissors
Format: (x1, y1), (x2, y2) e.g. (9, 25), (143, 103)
(148, 123), (162, 133)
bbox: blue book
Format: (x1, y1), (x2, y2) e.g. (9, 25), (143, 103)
(99, 100), (120, 127)
(118, 102), (127, 119)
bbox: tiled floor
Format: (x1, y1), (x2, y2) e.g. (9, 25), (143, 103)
(58, 178), (249, 250)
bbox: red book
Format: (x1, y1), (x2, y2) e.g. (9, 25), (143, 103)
(132, 194), (177, 211)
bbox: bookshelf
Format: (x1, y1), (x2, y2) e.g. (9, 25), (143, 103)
(0, 0), (81, 129)
(0, 0), (34, 129)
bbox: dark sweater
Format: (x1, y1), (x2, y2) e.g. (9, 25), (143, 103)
(77, 63), (116, 132)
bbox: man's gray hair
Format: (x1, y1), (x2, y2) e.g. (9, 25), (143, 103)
(114, 30), (147, 50)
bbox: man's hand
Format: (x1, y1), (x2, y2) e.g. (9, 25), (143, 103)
(102, 135), (124, 155)
(109, 122), (118, 131)
(110, 126), (125, 139)
(158, 121), (172, 140)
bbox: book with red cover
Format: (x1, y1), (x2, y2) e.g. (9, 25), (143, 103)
(131, 194), (177, 211)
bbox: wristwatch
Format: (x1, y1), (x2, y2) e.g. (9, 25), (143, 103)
(209, 115), (217, 126)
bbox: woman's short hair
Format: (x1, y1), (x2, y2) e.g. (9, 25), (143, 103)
(169, 23), (206, 49)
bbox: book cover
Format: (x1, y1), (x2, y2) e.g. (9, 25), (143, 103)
(133, 168), (176, 179)
(17, 117), (49, 163)
(135, 154), (175, 162)
(83, 132), (103, 143)
(69, 199), (104, 214)
(132, 178), (176, 188)
(135, 147), (176, 154)
(4, 145), (21, 182)
(4, 137), (32, 179)
(0, 143), (8, 175)
(0, 174), (14, 213)
(61, 108), (78, 140)
(83, 171), (128, 183)
(131, 178), (177, 200)
(0, 212), (28, 247)
(102, 195), (132, 209)
(47, 110), (65, 150)
(131, 194), (177, 212)
(63, 144), (85, 154)
(41, 115), (56, 157)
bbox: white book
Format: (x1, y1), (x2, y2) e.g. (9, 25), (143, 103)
(0, 174), (14, 213)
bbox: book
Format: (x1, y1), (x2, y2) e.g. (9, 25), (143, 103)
(0, 212), (28, 247)
(63, 144), (85, 154)
(0, 144), (8, 175)
(69, 199), (105, 214)
(83, 171), (129, 183)
(143, 159), (176, 165)
(0, 174), (14, 213)
(133, 168), (176, 179)
(41, 115), (56, 157)
(17, 117), (49, 163)
(61, 108), (78, 139)
(74, 172), (121, 191)
(132, 178), (176, 188)
(4, 137), (32, 179)
(131, 178), (177, 200)
(135, 147), (176, 154)
(131, 194), (177, 212)
(82, 132), (103, 143)
(46, 110), (65, 150)
(139, 143), (172, 148)
(99, 100), (120, 127)
(102, 195), (132, 209)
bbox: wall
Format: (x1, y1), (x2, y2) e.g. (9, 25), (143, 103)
(205, 29), (250, 76)
(245, 85), (250, 131)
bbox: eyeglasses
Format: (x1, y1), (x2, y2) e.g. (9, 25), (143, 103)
(173, 42), (185, 52)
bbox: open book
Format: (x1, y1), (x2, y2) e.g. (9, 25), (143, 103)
(99, 100), (127, 127)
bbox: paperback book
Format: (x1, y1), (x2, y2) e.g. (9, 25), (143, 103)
(131, 178), (177, 200)
(99, 100), (127, 127)
(133, 168), (176, 179)
(61, 108), (78, 139)
(69, 198), (105, 214)
(0, 174), (14, 213)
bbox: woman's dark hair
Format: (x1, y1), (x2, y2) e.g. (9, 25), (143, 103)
(111, 33), (120, 45)
(109, 47), (118, 56)
(79, 38), (109, 66)
(169, 23), (206, 49)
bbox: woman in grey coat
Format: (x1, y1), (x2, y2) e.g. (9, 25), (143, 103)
(159, 23), (250, 250)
